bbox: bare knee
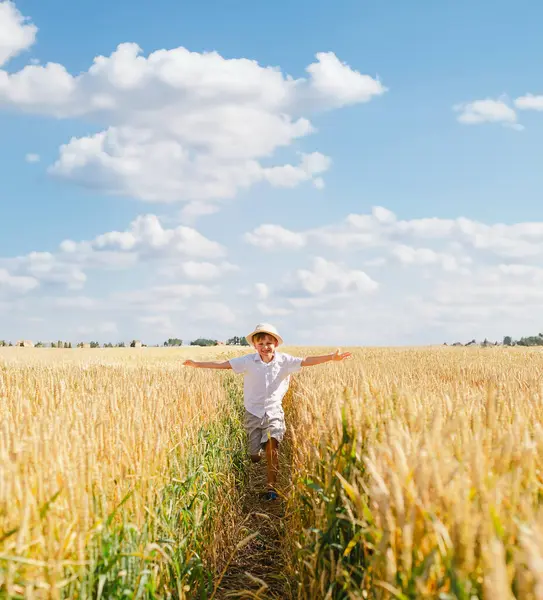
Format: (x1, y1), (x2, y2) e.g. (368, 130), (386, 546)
(250, 454), (262, 463)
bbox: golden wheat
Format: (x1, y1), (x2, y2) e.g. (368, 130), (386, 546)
(3, 345), (543, 599)
(284, 346), (543, 599)
(0, 346), (247, 598)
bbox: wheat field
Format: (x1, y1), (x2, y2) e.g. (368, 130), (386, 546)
(1, 345), (543, 599)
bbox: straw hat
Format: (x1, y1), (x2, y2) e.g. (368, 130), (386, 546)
(246, 323), (284, 346)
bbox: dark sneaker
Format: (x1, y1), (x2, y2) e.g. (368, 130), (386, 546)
(262, 490), (279, 502)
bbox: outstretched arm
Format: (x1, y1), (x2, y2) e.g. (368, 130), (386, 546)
(301, 349), (351, 367)
(183, 360), (232, 369)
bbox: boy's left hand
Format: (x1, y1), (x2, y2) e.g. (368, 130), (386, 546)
(332, 349), (352, 361)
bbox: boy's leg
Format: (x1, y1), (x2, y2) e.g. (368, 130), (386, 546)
(261, 414), (286, 493)
(244, 410), (264, 463)
(264, 437), (279, 489)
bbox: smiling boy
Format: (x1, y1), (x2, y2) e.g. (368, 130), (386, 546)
(183, 323), (351, 501)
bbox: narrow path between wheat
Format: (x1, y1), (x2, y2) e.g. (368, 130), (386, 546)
(214, 454), (290, 599)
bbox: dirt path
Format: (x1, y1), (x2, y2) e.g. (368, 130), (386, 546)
(214, 456), (290, 599)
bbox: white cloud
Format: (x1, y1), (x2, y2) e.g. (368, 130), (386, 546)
(179, 202), (220, 224)
(0, 25), (385, 208)
(390, 244), (470, 273)
(25, 152), (40, 163)
(313, 177), (325, 190)
(64, 214), (225, 260)
(244, 224), (306, 250)
(263, 152), (331, 188)
(0, 267), (38, 293)
(496, 263), (543, 281)
(5, 203), (543, 345)
(0, 1), (36, 67)
(290, 257), (378, 296)
(171, 261), (238, 281)
(0, 213), (227, 298)
(454, 98), (519, 127)
(1, 252), (86, 290)
(515, 94), (543, 111)
(245, 205), (543, 261)
(50, 131), (332, 203)
(304, 52), (387, 109)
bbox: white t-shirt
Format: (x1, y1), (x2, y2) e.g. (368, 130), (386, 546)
(229, 351), (303, 418)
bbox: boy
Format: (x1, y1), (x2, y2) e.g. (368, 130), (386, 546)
(183, 323), (351, 501)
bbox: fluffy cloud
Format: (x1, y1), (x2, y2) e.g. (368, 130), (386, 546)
(0, 1), (36, 67)
(390, 244), (470, 273)
(63, 214), (225, 260)
(454, 98), (521, 128)
(0, 6), (386, 208)
(515, 94), (543, 111)
(289, 257), (378, 296)
(4, 251), (87, 290)
(50, 128), (330, 202)
(0, 267), (37, 293)
(454, 91), (543, 130)
(305, 52), (387, 109)
(0, 214), (228, 297)
(245, 205), (543, 262)
(5, 204), (543, 345)
(244, 224), (306, 250)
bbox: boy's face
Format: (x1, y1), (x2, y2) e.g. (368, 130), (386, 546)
(253, 334), (278, 360)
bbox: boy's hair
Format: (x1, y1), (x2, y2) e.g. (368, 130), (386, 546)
(253, 332), (278, 344)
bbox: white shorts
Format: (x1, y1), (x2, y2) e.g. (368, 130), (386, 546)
(244, 410), (286, 456)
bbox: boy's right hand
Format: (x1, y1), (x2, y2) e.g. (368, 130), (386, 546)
(183, 360), (197, 367)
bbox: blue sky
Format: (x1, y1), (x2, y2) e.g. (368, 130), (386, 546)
(2, 0), (543, 346)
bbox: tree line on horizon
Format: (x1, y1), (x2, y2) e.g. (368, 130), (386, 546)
(0, 336), (251, 348)
(446, 332), (543, 347)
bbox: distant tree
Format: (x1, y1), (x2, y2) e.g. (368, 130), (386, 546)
(503, 336), (512, 346)
(68, 342), (72, 349)
(64, 342), (69, 349)
(227, 336), (249, 346)
(116, 342), (125, 348)
(8, 342), (12, 347)
(517, 336), (543, 347)
(164, 338), (183, 347)
(190, 338), (217, 347)
(57, 340), (63, 349)
(89, 341), (100, 348)
(51, 342), (57, 348)
(35, 341), (44, 348)
(0, 340), (5, 347)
